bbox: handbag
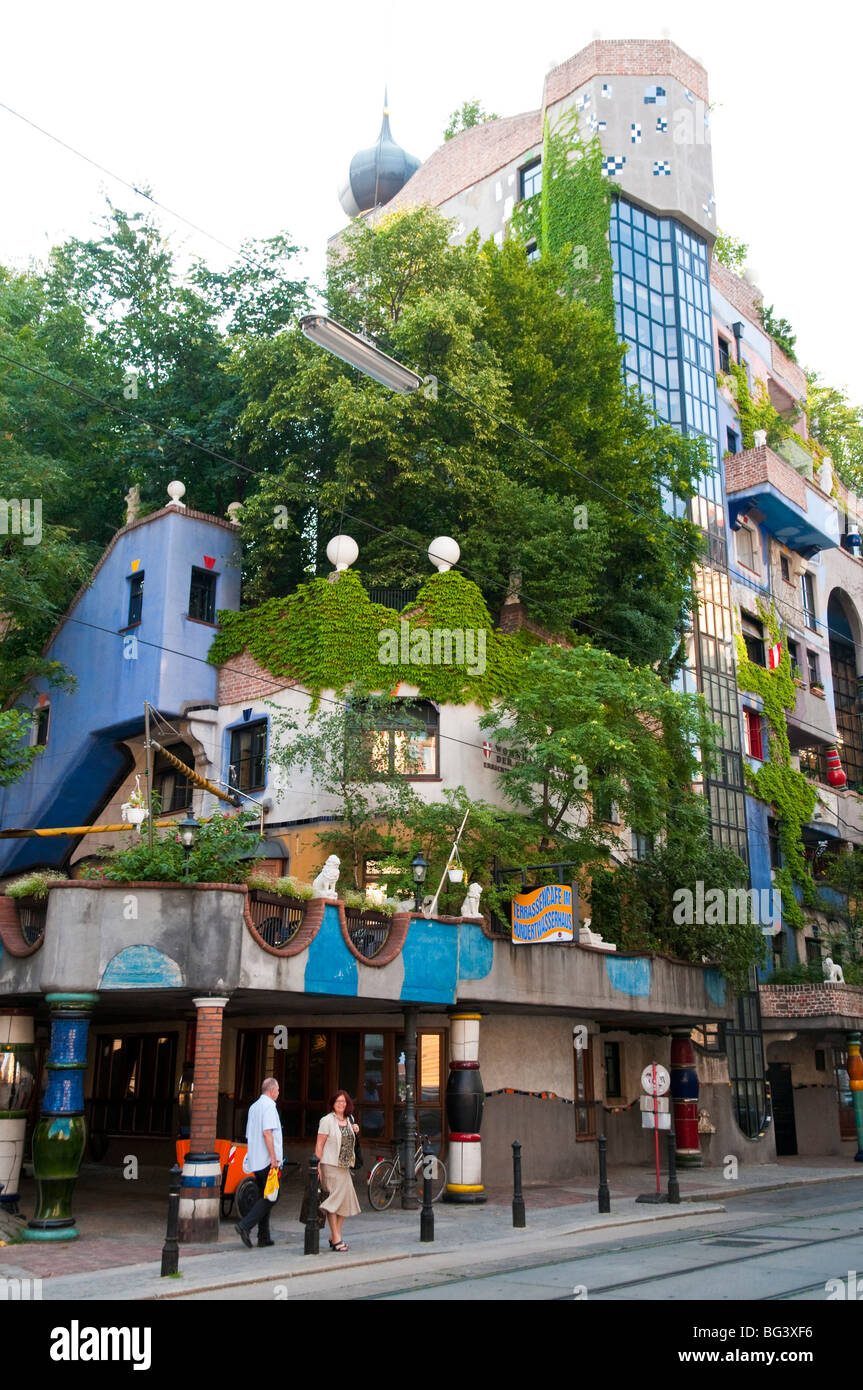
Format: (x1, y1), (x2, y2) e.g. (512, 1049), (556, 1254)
(264, 1166), (280, 1202)
(351, 1124), (364, 1170)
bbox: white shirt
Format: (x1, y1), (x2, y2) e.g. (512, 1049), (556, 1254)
(243, 1093), (283, 1172)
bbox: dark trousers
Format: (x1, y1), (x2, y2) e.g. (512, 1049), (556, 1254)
(238, 1165), (279, 1242)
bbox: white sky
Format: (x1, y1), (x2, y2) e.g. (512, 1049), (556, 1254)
(1, 0), (861, 399)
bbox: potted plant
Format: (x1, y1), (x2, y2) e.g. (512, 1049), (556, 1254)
(811, 680), (825, 697)
(120, 775), (150, 833)
(447, 847), (464, 884)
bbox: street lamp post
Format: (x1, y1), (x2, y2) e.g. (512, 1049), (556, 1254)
(411, 852), (428, 914)
(299, 316), (422, 394)
(178, 812), (200, 880)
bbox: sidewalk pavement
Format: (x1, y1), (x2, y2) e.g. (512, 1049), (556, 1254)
(0, 1156), (859, 1301)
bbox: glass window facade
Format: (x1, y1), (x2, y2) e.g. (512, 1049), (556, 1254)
(610, 196), (747, 858)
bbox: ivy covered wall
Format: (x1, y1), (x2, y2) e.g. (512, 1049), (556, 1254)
(209, 569), (532, 707)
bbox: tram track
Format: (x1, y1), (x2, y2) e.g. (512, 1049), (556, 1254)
(359, 1197), (863, 1301)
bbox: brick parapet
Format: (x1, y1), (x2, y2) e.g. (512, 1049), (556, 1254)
(724, 445), (807, 509)
(217, 649), (295, 705)
(759, 983), (863, 1020)
(543, 39), (709, 107)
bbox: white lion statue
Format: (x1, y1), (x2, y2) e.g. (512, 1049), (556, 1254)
(823, 956), (845, 984)
(460, 882), (483, 918)
(312, 855), (341, 899)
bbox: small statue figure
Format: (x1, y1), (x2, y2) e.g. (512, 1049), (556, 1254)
(124, 484), (141, 524)
(823, 956), (845, 984)
(312, 855), (341, 899)
(460, 882), (483, 918)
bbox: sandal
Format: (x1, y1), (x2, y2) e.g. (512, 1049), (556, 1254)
(331, 1240), (349, 1251)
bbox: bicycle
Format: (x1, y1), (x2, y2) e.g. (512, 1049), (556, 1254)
(367, 1134), (447, 1210)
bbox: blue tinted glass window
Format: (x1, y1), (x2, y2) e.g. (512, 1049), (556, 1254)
(621, 247), (634, 278)
(633, 229), (647, 255)
(621, 276), (635, 307)
(648, 260), (662, 292)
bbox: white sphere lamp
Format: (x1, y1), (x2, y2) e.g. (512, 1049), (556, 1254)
(428, 536), (460, 572)
(326, 534), (359, 571)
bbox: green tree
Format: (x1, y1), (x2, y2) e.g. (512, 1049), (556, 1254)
(713, 229), (749, 274)
(0, 710), (40, 788)
(478, 644), (715, 861)
(444, 100), (499, 141)
(377, 786), (541, 920)
(589, 792), (762, 991)
(266, 693), (424, 889)
(233, 204), (707, 669)
(758, 303), (797, 362)
(806, 374), (863, 488)
(819, 849), (863, 976)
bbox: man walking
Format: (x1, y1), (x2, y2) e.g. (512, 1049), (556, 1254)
(235, 1077), (283, 1248)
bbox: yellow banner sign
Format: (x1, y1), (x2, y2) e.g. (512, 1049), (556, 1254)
(512, 885), (573, 944)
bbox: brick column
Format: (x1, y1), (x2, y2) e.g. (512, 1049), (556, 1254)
(179, 996), (229, 1244)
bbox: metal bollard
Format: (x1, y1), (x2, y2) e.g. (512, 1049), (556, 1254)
(420, 1140), (435, 1243)
(597, 1134), (610, 1214)
(304, 1155), (320, 1255)
(512, 1140), (526, 1228)
(666, 1129), (680, 1205)
(160, 1166), (181, 1277)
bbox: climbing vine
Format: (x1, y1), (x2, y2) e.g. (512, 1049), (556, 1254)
(511, 109), (613, 319)
(209, 569), (532, 708)
(721, 361), (794, 453)
(735, 600), (817, 928)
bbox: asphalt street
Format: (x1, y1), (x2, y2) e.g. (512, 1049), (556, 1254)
(176, 1178), (862, 1302)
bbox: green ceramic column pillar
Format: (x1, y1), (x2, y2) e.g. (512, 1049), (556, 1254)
(847, 1032), (863, 1163)
(24, 992), (98, 1241)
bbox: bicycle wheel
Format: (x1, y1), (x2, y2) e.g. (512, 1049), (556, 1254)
(367, 1158), (399, 1211)
(414, 1152), (447, 1203)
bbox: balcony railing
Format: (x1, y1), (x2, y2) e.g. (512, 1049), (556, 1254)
(17, 898), (47, 948)
(344, 907), (391, 958)
(247, 890), (304, 949)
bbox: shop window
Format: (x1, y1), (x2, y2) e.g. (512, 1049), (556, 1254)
(229, 720), (267, 792)
(233, 1027), (445, 1150)
(127, 572), (144, 627)
(691, 1023), (724, 1053)
(89, 1033), (178, 1135)
(603, 1041), (622, 1099)
(153, 743), (194, 813)
(574, 1037), (596, 1139)
(189, 566), (218, 624)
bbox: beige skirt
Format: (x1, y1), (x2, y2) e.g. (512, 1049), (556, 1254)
(320, 1163), (361, 1217)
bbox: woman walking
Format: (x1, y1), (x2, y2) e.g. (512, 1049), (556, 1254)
(316, 1090), (361, 1251)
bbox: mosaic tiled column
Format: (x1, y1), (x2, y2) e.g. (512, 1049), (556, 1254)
(847, 1032), (863, 1163)
(179, 996), (228, 1243)
(0, 1010), (36, 1214)
(670, 1029), (701, 1168)
(444, 1012), (486, 1203)
(24, 992), (98, 1241)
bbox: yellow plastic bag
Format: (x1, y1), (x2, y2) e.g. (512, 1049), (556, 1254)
(264, 1167), (280, 1202)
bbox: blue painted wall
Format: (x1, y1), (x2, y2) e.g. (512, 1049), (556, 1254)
(0, 508), (241, 875)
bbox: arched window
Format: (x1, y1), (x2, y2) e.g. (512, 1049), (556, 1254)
(828, 593), (863, 790)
